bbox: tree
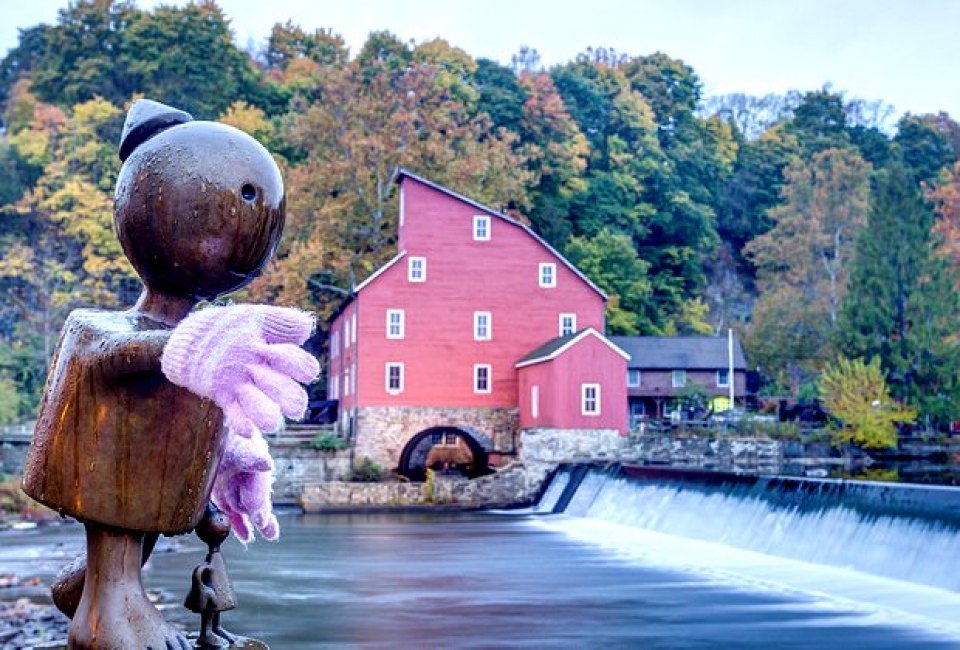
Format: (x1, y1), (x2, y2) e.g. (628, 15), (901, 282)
(894, 113), (957, 184)
(264, 21), (348, 70)
(819, 356), (915, 449)
(928, 161), (960, 280)
(1, 1), (271, 119)
(564, 229), (657, 334)
(837, 161), (960, 427)
(248, 50), (533, 317)
(744, 148), (872, 390)
(0, 97), (135, 415)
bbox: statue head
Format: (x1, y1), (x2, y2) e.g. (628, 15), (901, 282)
(114, 99), (285, 301)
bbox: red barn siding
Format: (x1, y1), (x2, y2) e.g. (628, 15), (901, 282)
(518, 334), (628, 432)
(355, 177), (605, 408)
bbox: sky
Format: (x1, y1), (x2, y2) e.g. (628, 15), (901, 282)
(2, 0), (959, 122)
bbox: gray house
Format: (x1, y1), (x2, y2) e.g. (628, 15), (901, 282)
(610, 335), (748, 425)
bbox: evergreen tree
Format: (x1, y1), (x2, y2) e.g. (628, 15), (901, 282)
(837, 161), (960, 427)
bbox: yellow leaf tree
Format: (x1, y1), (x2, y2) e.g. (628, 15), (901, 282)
(818, 356), (915, 450)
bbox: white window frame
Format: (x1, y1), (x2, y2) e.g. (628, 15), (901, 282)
(350, 314), (357, 345)
(717, 368), (730, 388)
(330, 373), (338, 399)
(473, 215), (491, 241)
(474, 311), (492, 341)
(559, 313), (577, 336)
(409, 256), (427, 282)
(385, 362), (404, 395)
(343, 319), (350, 349)
(539, 262), (556, 288)
(627, 369), (641, 388)
(343, 366), (350, 396)
(474, 364), (492, 394)
(582, 383), (601, 416)
(331, 330), (339, 358)
(351, 362), (357, 395)
(672, 370), (686, 388)
(386, 309), (405, 340)
(531, 385), (539, 419)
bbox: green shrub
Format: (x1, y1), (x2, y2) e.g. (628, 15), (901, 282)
(310, 433), (348, 451)
(348, 457), (383, 483)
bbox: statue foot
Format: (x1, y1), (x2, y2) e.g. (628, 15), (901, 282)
(198, 628), (230, 648)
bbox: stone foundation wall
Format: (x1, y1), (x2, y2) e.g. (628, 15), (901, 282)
(353, 406), (519, 469)
(519, 428), (628, 464)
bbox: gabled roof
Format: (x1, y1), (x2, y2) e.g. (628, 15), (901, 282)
(394, 168), (608, 300)
(354, 251), (407, 293)
(516, 328), (630, 368)
(610, 335), (747, 371)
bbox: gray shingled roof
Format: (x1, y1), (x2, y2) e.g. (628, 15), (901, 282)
(610, 336), (747, 370)
(515, 331), (582, 365)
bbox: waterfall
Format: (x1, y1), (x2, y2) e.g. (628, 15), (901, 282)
(536, 465), (960, 594)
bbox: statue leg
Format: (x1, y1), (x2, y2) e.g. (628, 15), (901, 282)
(69, 523), (189, 650)
(52, 531), (159, 618)
(212, 610), (237, 644)
(198, 609), (229, 648)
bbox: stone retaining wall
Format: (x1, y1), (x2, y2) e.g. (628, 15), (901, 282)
(300, 463), (552, 512)
(270, 446), (352, 504)
(628, 434), (784, 473)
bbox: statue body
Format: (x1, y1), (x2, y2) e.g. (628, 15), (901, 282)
(20, 99), (285, 649)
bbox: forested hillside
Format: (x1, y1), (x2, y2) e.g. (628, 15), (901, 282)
(2, 1), (960, 428)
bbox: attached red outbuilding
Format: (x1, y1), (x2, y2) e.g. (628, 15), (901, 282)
(516, 329), (630, 434)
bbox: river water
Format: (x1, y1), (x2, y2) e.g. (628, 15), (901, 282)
(2, 510), (960, 649)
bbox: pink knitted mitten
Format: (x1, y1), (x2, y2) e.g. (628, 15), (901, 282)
(161, 305), (320, 437)
(212, 430), (279, 542)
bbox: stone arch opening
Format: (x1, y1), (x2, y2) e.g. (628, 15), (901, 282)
(397, 426), (493, 482)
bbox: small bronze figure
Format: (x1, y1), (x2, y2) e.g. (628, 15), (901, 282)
(186, 504), (237, 648)
(21, 98), (285, 649)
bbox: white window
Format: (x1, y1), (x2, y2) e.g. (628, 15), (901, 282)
(474, 364), (492, 394)
(343, 366), (350, 396)
(627, 369), (641, 387)
(531, 385), (539, 419)
(539, 262), (556, 288)
(559, 313), (576, 336)
(409, 256), (427, 282)
(473, 215), (491, 241)
(582, 383), (600, 416)
(474, 311), (492, 341)
(330, 374), (338, 399)
(331, 331), (339, 358)
(343, 319), (350, 349)
(717, 368), (730, 387)
(351, 362), (357, 395)
(672, 370), (686, 388)
(350, 314), (357, 345)
(386, 309), (405, 339)
(385, 362), (404, 394)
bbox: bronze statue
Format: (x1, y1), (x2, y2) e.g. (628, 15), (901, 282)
(22, 99), (285, 649)
(186, 504), (237, 648)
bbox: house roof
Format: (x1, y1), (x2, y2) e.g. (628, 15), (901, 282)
(516, 328), (630, 368)
(394, 168), (608, 300)
(610, 335), (748, 371)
